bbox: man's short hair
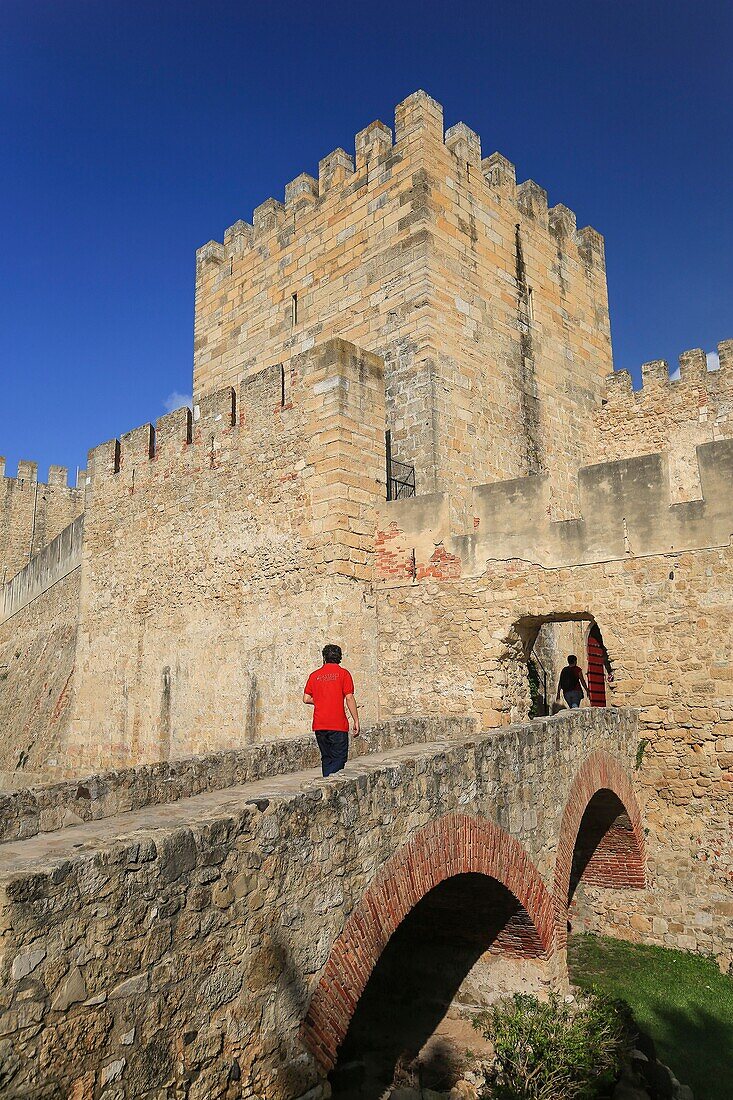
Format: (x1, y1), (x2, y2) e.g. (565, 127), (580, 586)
(567, 654), (577, 664)
(322, 644), (342, 664)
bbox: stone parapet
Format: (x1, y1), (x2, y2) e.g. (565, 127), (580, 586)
(0, 715), (473, 843)
(0, 707), (640, 1098)
(83, 338), (384, 581)
(594, 340), (733, 503)
(602, 340), (733, 407)
(1, 515), (83, 623)
(376, 437), (733, 578)
(196, 90), (604, 286)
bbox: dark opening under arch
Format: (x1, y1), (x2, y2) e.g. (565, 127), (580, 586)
(329, 872), (544, 1097)
(568, 789), (646, 906)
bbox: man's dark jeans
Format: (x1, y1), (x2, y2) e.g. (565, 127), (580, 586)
(315, 729), (349, 776)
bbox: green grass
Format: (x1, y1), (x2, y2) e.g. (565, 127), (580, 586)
(569, 933), (733, 1100)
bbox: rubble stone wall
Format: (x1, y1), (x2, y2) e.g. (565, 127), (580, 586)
(0, 709), (640, 1100)
(1, 515), (83, 624)
(375, 481), (733, 958)
(0, 716), (472, 843)
(0, 569), (80, 789)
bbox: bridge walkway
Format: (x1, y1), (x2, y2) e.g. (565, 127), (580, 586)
(0, 735), (457, 879)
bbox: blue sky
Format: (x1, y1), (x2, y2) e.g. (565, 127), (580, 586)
(2, 0), (731, 480)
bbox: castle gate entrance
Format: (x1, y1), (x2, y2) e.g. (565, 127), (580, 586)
(512, 613), (614, 719)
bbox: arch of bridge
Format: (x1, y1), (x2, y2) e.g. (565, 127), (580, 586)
(553, 747), (646, 948)
(302, 812), (555, 1071)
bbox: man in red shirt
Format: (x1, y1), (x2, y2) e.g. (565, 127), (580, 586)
(303, 644), (360, 776)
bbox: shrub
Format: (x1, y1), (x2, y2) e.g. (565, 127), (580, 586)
(474, 991), (633, 1100)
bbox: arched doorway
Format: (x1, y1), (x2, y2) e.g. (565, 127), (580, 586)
(329, 872), (546, 1096)
(507, 613), (615, 720)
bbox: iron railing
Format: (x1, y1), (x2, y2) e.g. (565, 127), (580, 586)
(385, 430), (416, 501)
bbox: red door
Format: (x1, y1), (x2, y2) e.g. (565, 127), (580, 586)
(587, 631), (607, 707)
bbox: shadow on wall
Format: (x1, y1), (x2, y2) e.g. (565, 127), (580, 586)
(329, 872), (545, 1098)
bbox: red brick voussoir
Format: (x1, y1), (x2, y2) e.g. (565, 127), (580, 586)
(302, 813), (555, 1070)
(553, 748), (646, 950)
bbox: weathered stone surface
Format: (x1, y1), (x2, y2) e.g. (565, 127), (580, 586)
(0, 710), (642, 1098)
(0, 717), (468, 842)
(50, 966), (86, 1011)
(10, 945), (46, 981)
(108, 974), (148, 1000)
(100, 1059), (125, 1087)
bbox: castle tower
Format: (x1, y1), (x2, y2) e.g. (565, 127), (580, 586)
(194, 91), (612, 519)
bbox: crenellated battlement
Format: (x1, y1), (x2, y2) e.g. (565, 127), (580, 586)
(595, 339), (733, 502)
(82, 339), (385, 584)
(86, 371), (275, 487)
(603, 339), (733, 406)
(0, 456), (86, 585)
(0, 457), (86, 490)
(376, 437), (733, 581)
(86, 339), (383, 493)
(195, 89), (604, 275)
(193, 90), (612, 508)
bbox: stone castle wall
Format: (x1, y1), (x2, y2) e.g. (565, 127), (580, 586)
(594, 341), (733, 501)
(64, 340), (385, 775)
(0, 569), (80, 788)
(194, 91), (611, 518)
(1, 514), (83, 624)
(374, 452), (733, 958)
(0, 459), (84, 585)
(0, 87), (731, 994)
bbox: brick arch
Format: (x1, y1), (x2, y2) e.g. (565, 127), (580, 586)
(553, 749), (646, 949)
(302, 813), (555, 1070)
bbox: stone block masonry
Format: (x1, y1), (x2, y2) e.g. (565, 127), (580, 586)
(0, 708), (642, 1099)
(375, 436), (733, 574)
(194, 90), (611, 519)
(1, 514), (83, 623)
(65, 339), (385, 774)
(594, 340), (733, 502)
(375, 499), (733, 958)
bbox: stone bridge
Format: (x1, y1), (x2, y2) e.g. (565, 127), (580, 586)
(0, 709), (645, 1100)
